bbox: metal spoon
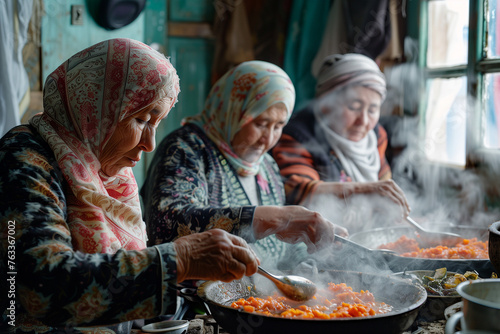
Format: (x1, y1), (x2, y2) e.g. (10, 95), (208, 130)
(335, 234), (397, 256)
(257, 266), (317, 302)
(405, 216), (463, 247)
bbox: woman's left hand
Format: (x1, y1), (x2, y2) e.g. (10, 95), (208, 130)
(253, 206), (348, 254)
(354, 180), (411, 217)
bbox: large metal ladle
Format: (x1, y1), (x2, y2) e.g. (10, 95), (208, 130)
(405, 216), (463, 247)
(335, 234), (397, 256)
(257, 266), (317, 302)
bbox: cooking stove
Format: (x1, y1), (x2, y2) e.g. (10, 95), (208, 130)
(132, 315), (229, 334)
(406, 320), (446, 333)
(132, 315), (447, 334)
(132, 291), (459, 334)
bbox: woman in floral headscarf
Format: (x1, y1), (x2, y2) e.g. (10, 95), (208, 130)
(0, 38), (261, 334)
(141, 61), (347, 266)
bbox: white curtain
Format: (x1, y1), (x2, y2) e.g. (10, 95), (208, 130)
(0, 0), (33, 137)
(427, 0), (469, 68)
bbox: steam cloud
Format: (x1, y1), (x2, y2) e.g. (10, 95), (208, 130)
(249, 38), (499, 284)
(274, 57), (499, 279)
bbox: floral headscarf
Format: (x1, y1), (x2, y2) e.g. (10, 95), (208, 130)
(29, 38), (180, 253)
(183, 60), (295, 177)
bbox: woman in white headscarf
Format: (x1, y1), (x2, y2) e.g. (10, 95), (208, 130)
(272, 53), (410, 229)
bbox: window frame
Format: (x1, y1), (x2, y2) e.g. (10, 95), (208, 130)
(418, 0), (500, 168)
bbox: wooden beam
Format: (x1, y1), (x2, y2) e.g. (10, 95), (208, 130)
(168, 22), (214, 38)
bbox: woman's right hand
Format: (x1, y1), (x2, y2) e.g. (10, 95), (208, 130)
(253, 205), (348, 254)
(173, 229), (260, 283)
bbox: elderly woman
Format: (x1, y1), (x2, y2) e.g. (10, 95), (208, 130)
(272, 54), (411, 230)
(0, 38), (259, 334)
(141, 61), (347, 267)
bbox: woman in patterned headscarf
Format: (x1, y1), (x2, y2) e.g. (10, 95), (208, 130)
(141, 60), (347, 266)
(0, 38), (261, 334)
(272, 53), (411, 230)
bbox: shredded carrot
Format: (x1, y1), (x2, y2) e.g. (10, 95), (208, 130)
(379, 236), (488, 259)
(230, 283), (392, 319)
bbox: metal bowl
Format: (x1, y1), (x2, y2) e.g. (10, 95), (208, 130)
(349, 226), (495, 277)
(446, 279), (500, 333)
(392, 270), (461, 322)
(141, 320), (189, 333)
(197, 270), (427, 334)
(488, 221), (500, 274)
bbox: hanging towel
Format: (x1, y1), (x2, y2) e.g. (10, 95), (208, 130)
(312, 0), (391, 77)
(0, 0), (33, 137)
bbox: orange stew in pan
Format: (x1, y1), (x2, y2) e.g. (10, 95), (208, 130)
(378, 236), (488, 259)
(230, 283), (392, 319)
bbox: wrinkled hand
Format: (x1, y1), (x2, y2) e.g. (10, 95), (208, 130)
(174, 229), (260, 283)
(253, 206), (348, 254)
(356, 180), (411, 217)
(316, 180), (411, 218)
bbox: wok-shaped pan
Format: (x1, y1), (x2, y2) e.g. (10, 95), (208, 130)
(197, 270), (427, 334)
(349, 226), (496, 277)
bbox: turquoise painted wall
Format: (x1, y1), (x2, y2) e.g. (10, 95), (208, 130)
(168, 0), (214, 21)
(40, 0), (213, 187)
(41, 0), (148, 81)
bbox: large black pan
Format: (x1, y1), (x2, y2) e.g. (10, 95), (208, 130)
(197, 270), (427, 334)
(349, 226), (496, 277)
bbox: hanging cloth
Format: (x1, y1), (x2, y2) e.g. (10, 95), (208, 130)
(283, 0), (331, 110)
(0, 0), (33, 137)
(312, 0), (392, 77)
(211, 0), (255, 83)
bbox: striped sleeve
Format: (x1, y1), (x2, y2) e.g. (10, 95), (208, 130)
(272, 133), (323, 205)
(377, 125), (392, 180)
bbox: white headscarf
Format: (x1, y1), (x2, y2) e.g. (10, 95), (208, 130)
(315, 53), (386, 98)
(314, 53), (386, 182)
(314, 108), (380, 182)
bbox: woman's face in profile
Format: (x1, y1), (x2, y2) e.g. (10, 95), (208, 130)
(232, 103), (288, 163)
(99, 97), (173, 176)
(321, 86), (382, 142)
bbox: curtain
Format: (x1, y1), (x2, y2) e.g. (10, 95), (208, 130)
(0, 0), (33, 137)
(283, 0), (331, 111)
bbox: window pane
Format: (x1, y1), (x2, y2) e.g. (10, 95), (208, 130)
(484, 73), (500, 148)
(487, 0), (500, 58)
(427, 0), (469, 68)
(424, 77), (467, 166)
